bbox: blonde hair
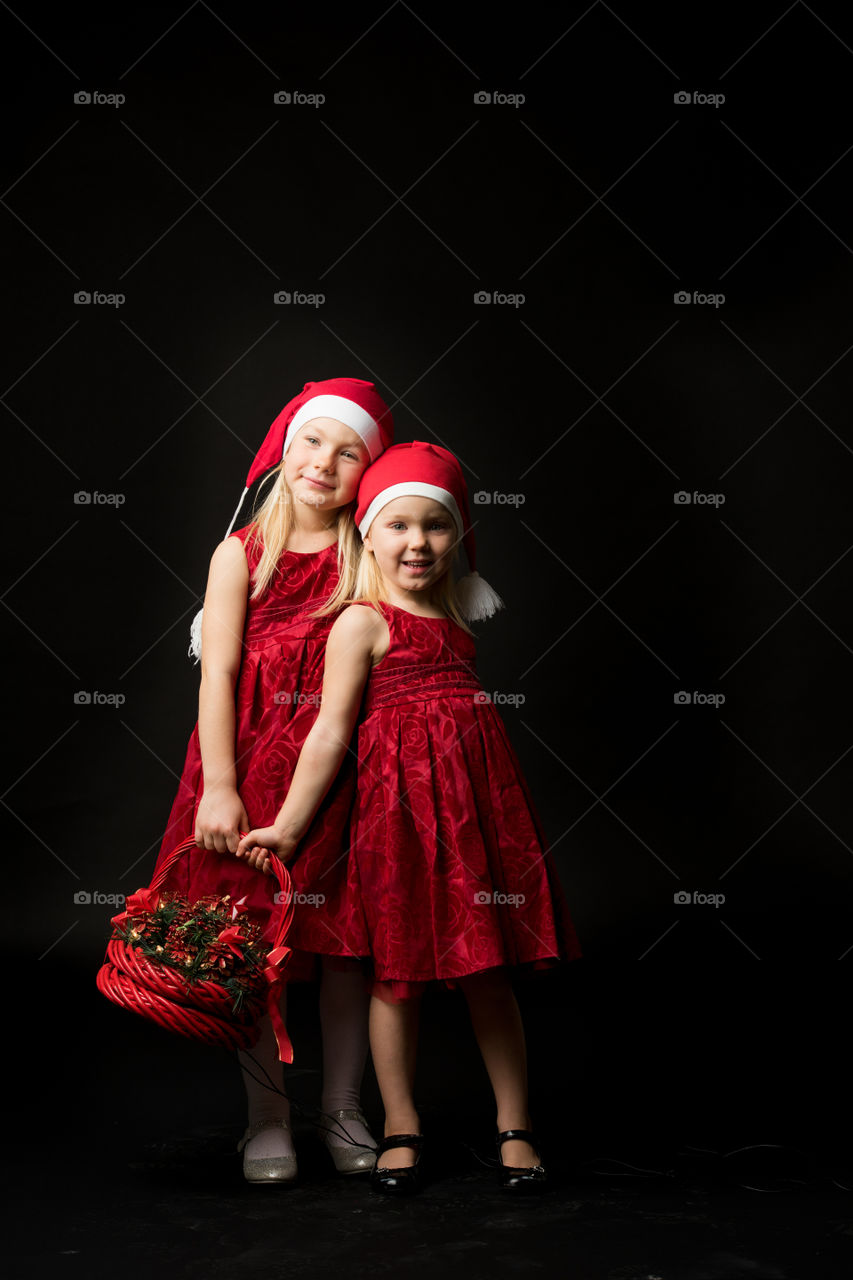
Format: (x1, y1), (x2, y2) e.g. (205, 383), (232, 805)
(318, 535), (473, 635)
(238, 462), (362, 604)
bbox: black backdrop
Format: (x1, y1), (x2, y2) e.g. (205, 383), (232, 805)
(3, 3), (851, 1160)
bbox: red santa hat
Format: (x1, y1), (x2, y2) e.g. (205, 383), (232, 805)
(222, 376), (395, 537)
(189, 377), (395, 662)
(355, 440), (504, 621)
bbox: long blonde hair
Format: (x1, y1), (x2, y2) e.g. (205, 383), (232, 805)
(316, 537), (474, 634)
(239, 462), (362, 603)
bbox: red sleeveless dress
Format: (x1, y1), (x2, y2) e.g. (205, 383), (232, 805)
(152, 526), (368, 974)
(349, 604), (582, 999)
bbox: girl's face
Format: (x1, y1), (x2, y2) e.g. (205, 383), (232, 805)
(364, 496), (457, 599)
(283, 418), (368, 510)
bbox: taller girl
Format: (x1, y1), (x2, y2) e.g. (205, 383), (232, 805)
(153, 377), (394, 1183)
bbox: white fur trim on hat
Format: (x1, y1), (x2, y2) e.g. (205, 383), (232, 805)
(284, 395), (383, 461)
(358, 481), (464, 540)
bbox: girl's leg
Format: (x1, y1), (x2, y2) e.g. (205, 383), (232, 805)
(237, 1004), (296, 1159)
(369, 989), (423, 1167)
(457, 967), (540, 1167)
(318, 955), (375, 1148)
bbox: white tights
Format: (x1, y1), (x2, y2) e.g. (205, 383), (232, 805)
(237, 957), (372, 1158)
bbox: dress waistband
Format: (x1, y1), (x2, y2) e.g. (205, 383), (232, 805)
(363, 660), (483, 711)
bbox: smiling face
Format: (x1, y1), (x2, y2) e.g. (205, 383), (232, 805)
(363, 495), (458, 602)
(282, 417), (369, 509)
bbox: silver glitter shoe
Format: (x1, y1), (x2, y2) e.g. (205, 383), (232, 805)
(238, 1117), (298, 1185)
(318, 1108), (378, 1174)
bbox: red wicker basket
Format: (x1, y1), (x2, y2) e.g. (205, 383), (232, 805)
(96, 832), (295, 1061)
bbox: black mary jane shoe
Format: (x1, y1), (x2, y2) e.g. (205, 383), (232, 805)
(496, 1128), (548, 1192)
(369, 1133), (425, 1195)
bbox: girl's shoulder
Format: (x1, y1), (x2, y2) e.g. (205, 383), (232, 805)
(331, 602), (391, 663)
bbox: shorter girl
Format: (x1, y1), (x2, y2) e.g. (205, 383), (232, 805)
(237, 441), (582, 1194)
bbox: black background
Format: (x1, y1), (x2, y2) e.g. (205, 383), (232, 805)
(3, 1), (852, 1260)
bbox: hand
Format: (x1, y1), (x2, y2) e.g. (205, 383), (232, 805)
(235, 826), (298, 875)
(195, 786), (250, 855)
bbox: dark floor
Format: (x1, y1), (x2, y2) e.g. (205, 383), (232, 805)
(13, 967), (853, 1280)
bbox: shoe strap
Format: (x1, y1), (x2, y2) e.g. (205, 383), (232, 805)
(496, 1128), (538, 1148)
(376, 1133), (424, 1156)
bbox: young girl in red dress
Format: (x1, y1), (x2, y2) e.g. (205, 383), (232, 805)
(236, 440), (582, 1194)
(153, 377), (394, 1184)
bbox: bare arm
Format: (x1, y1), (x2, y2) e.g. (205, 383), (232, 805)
(235, 605), (383, 870)
(195, 536), (251, 853)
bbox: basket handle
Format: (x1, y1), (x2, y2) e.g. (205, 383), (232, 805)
(150, 831), (295, 955)
(150, 830), (296, 1062)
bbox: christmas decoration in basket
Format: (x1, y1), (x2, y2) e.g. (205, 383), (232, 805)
(96, 832), (295, 1062)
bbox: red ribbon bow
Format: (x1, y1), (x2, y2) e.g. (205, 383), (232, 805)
(263, 944), (294, 1063)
